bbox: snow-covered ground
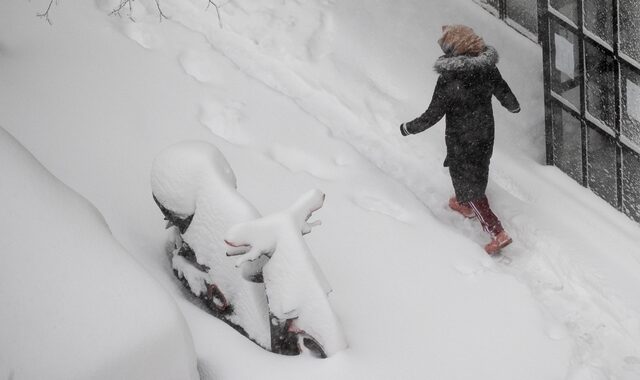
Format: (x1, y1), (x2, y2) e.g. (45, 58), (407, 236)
(0, 127), (198, 380)
(2, 0), (640, 379)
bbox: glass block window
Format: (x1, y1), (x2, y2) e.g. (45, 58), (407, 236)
(587, 127), (618, 206)
(622, 65), (640, 148)
(584, 0), (614, 46)
(623, 149), (640, 222)
(506, 0), (538, 36)
(585, 42), (616, 129)
(553, 106), (583, 183)
(620, 0), (640, 64)
(480, 0), (640, 222)
(474, 0), (538, 42)
(479, 0), (500, 13)
(551, 22), (580, 110)
(550, 0), (578, 24)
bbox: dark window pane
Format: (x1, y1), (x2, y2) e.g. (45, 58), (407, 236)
(620, 0), (640, 63)
(506, 0), (538, 35)
(551, 22), (581, 109)
(550, 0), (578, 24)
(478, 0), (501, 13)
(585, 42), (616, 129)
(621, 65), (640, 148)
(584, 0), (614, 46)
(587, 127), (618, 206)
(553, 106), (583, 183)
(622, 148), (640, 222)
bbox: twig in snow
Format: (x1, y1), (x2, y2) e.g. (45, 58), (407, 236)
(37, 0), (56, 25)
(205, 0), (223, 29)
(153, 0), (169, 22)
(109, 0), (134, 20)
(110, 0), (168, 22)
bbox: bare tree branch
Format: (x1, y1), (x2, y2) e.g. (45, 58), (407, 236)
(153, 0), (169, 22)
(38, 0), (216, 25)
(37, 0), (56, 25)
(109, 0), (168, 22)
(205, 0), (223, 29)
(109, 0), (134, 19)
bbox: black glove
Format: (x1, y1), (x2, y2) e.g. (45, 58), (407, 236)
(400, 123), (410, 136)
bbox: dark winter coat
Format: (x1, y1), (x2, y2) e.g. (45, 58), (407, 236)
(405, 46), (519, 165)
(403, 46), (520, 202)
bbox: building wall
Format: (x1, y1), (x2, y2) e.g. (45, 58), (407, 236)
(476, 0), (640, 223)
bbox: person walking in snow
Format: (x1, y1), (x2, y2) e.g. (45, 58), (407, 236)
(400, 25), (520, 255)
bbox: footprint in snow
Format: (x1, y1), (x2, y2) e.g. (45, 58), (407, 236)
(306, 13), (334, 61)
(566, 365), (609, 380)
(453, 260), (487, 276)
(333, 155), (352, 167)
(491, 167), (534, 203)
(453, 253), (510, 276)
(351, 195), (413, 224)
(179, 50), (221, 85)
(268, 145), (342, 181)
(199, 99), (250, 145)
(624, 356), (640, 373)
(122, 23), (162, 50)
(545, 320), (569, 341)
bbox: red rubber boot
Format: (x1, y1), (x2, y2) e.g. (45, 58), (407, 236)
(484, 230), (513, 255)
(467, 196), (512, 254)
(448, 196), (476, 218)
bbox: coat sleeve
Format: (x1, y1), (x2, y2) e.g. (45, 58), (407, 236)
(405, 76), (448, 135)
(491, 67), (520, 113)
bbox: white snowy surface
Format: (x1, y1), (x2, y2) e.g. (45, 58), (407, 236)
(0, 127), (198, 380)
(151, 141), (238, 216)
(151, 141), (271, 347)
(226, 189), (347, 356)
(1, 0), (640, 379)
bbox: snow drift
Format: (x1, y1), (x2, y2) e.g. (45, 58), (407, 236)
(0, 126), (198, 380)
(5, 0), (640, 378)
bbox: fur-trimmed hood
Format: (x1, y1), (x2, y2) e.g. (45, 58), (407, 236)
(434, 46), (499, 73)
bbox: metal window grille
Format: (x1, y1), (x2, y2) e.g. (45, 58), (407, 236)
(476, 0), (640, 223)
(474, 0), (540, 42)
(541, 0), (640, 222)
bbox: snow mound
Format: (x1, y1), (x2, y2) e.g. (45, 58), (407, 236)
(0, 127), (198, 380)
(226, 189), (348, 357)
(151, 140), (238, 217)
(151, 141), (271, 348)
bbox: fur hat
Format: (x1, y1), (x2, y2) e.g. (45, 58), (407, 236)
(438, 25), (486, 57)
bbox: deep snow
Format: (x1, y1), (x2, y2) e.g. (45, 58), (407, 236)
(151, 141), (272, 348)
(0, 127), (198, 380)
(1, 0), (640, 379)
(226, 188), (348, 357)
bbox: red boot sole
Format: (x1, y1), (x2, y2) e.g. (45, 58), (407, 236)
(485, 238), (513, 255)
